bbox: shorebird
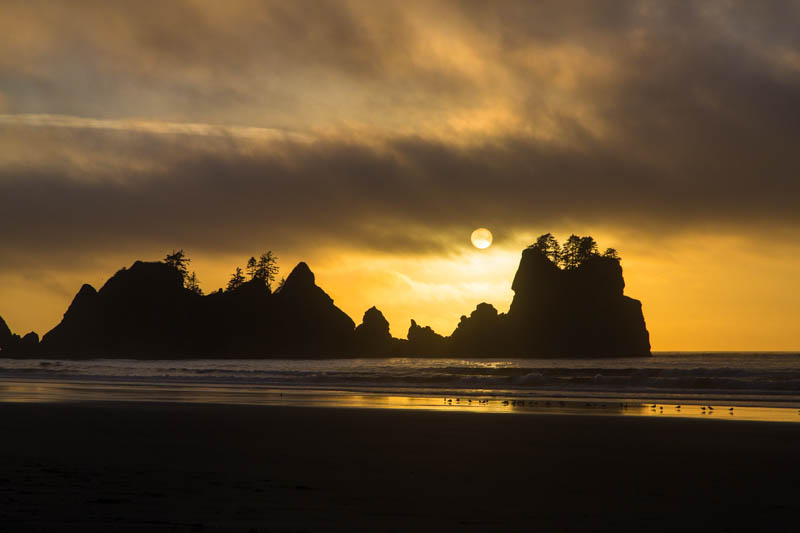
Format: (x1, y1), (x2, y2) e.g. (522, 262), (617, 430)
(676, 405), (681, 409)
(707, 406), (714, 411)
(502, 400), (509, 405)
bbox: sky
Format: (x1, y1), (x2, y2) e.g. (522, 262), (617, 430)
(1, 0), (799, 350)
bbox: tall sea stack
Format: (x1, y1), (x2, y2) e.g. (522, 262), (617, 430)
(505, 247), (650, 357)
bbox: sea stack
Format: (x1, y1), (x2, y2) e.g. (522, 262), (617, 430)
(41, 261), (199, 356)
(354, 306), (394, 356)
(505, 246), (650, 357)
(271, 262), (356, 356)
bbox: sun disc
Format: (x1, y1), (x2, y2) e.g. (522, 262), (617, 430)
(471, 228), (493, 249)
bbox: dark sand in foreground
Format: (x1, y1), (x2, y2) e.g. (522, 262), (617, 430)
(1, 402), (798, 532)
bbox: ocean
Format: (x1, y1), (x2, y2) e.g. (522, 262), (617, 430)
(2, 352), (800, 422)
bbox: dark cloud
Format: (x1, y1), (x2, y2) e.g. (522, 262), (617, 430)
(1, 119), (797, 272)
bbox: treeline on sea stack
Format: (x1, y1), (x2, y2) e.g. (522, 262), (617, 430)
(0, 234), (650, 359)
(163, 249), (283, 295)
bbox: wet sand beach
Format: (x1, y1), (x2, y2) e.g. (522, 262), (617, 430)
(1, 401), (798, 532)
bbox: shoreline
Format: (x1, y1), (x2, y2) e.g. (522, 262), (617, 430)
(2, 401), (799, 531)
(2, 377), (799, 423)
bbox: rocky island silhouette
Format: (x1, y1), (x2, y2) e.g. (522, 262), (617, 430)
(0, 234), (650, 358)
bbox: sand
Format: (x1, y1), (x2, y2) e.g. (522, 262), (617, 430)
(1, 402), (798, 532)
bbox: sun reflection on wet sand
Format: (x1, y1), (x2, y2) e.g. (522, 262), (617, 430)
(1, 379), (799, 423)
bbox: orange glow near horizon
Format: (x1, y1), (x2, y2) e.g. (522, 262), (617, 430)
(2, 232), (798, 352)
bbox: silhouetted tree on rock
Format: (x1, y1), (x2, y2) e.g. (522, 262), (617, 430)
(185, 272), (203, 295)
(246, 257), (258, 279)
(577, 236), (599, 264)
(164, 249), (190, 283)
(227, 267), (246, 292)
(534, 234), (609, 270)
(254, 252), (279, 286)
(531, 233), (561, 264)
(244, 252), (279, 287)
(558, 235), (576, 269)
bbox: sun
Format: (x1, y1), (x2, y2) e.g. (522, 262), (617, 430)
(470, 228), (493, 249)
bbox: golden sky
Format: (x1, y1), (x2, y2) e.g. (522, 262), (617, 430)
(1, 1), (799, 350)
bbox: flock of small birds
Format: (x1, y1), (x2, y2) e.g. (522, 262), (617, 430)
(442, 398), (633, 409)
(648, 403), (738, 415)
(437, 398), (777, 416)
(443, 398), (492, 405)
